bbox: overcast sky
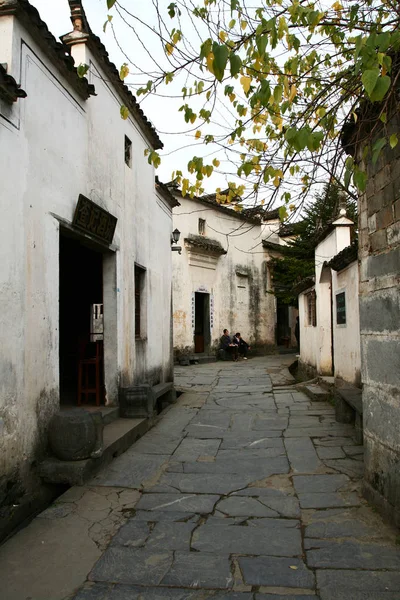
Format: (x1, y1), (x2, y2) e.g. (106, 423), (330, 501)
(29, 0), (240, 193)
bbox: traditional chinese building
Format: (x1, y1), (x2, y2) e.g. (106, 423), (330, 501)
(170, 190), (292, 361)
(0, 0), (177, 539)
(296, 212), (361, 386)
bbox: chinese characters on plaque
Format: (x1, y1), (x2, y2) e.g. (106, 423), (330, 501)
(73, 195), (117, 244)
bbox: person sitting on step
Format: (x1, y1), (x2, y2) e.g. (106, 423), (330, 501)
(233, 332), (250, 359)
(219, 328), (239, 361)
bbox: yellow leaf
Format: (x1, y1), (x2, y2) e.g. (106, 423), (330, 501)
(119, 63), (129, 80)
(195, 130), (201, 139)
(240, 75), (252, 94)
(212, 158), (220, 167)
(206, 52), (215, 74)
(165, 43), (174, 55)
(289, 84), (297, 102)
(332, 1), (343, 11)
(241, 20), (247, 30)
(219, 30), (227, 42)
(289, 565), (298, 570)
(120, 105), (129, 120)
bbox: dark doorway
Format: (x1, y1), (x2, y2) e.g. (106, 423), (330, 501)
(59, 232), (103, 405)
(276, 301), (290, 347)
(194, 292), (210, 353)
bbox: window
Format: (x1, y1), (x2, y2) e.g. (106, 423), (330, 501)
(336, 291), (346, 325)
(306, 290), (317, 327)
(125, 135), (132, 167)
(135, 265), (146, 338)
(198, 218), (206, 235)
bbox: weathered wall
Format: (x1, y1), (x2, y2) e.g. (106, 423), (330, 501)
(332, 262), (361, 386)
(357, 110), (400, 526)
(0, 11), (173, 536)
(172, 197), (277, 357)
(298, 223), (357, 380)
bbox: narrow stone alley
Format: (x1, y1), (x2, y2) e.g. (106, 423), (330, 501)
(1, 356), (400, 600)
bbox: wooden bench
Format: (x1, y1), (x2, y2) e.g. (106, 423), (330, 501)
(334, 385), (363, 444)
(120, 382), (176, 418)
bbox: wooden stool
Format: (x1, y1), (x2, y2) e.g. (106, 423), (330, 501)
(77, 341), (103, 406)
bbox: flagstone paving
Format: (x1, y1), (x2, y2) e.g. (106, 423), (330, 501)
(2, 356), (399, 600)
(68, 356), (400, 600)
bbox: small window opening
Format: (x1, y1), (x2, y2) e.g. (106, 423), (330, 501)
(125, 135), (132, 167)
(306, 290), (317, 327)
(135, 265), (146, 338)
(198, 218), (206, 235)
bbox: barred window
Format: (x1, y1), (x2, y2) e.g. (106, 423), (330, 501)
(306, 290), (317, 327)
(198, 218), (206, 235)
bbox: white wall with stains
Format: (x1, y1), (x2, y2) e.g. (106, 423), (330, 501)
(0, 6), (173, 527)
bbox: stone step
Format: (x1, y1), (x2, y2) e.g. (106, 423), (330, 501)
(39, 417), (152, 486)
(299, 384), (331, 402)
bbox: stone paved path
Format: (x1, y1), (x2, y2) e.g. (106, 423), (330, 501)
(69, 356), (400, 600)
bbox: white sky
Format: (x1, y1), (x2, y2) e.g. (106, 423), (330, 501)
(29, 0), (244, 194)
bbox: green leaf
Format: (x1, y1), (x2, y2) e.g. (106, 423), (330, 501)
(229, 53), (242, 77)
(369, 76), (391, 102)
(279, 206), (288, 221)
(390, 133), (398, 149)
(353, 169), (367, 192)
(361, 68), (380, 96)
(212, 43), (229, 81)
(372, 137), (386, 166)
(77, 63), (89, 78)
(106, 0), (116, 9)
(120, 105), (129, 120)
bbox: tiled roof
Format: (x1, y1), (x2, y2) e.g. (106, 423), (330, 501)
(292, 277), (315, 295)
(262, 239), (283, 252)
(327, 242), (358, 272)
(62, 1), (163, 150)
(155, 177), (180, 208)
(0, 0), (95, 99)
(184, 234), (227, 255)
(0, 63), (27, 103)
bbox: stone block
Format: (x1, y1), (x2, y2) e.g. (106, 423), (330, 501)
(368, 213), (376, 233)
(364, 339), (400, 387)
(192, 520), (302, 557)
(394, 198), (400, 221)
(161, 551), (232, 589)
(89, 547), (173, 585)
(366, 246), (400, 278)
(360, 289), (400, 333)
(239, 556), (315, 588)
(363, 429), (400, 510)
(119, 385), (154, 418)
(317, 569), (400, 599)
(334, 395), (355, 425)
(370, 229), (387, 252)
(367, 191), (383, 217)
(387, 220), (400, 246)
(307, 539), (400, 570)
(376, 205), (394, 230)
(48, 409), (104, 461)
(374, 164), (392, 192)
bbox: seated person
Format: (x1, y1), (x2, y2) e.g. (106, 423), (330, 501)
(233, 332), (250, 359)
(220, 328), (239, 361)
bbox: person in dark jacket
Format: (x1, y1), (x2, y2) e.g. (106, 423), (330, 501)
(220, 329), (238, 360)
(234, 333), (250, 359)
